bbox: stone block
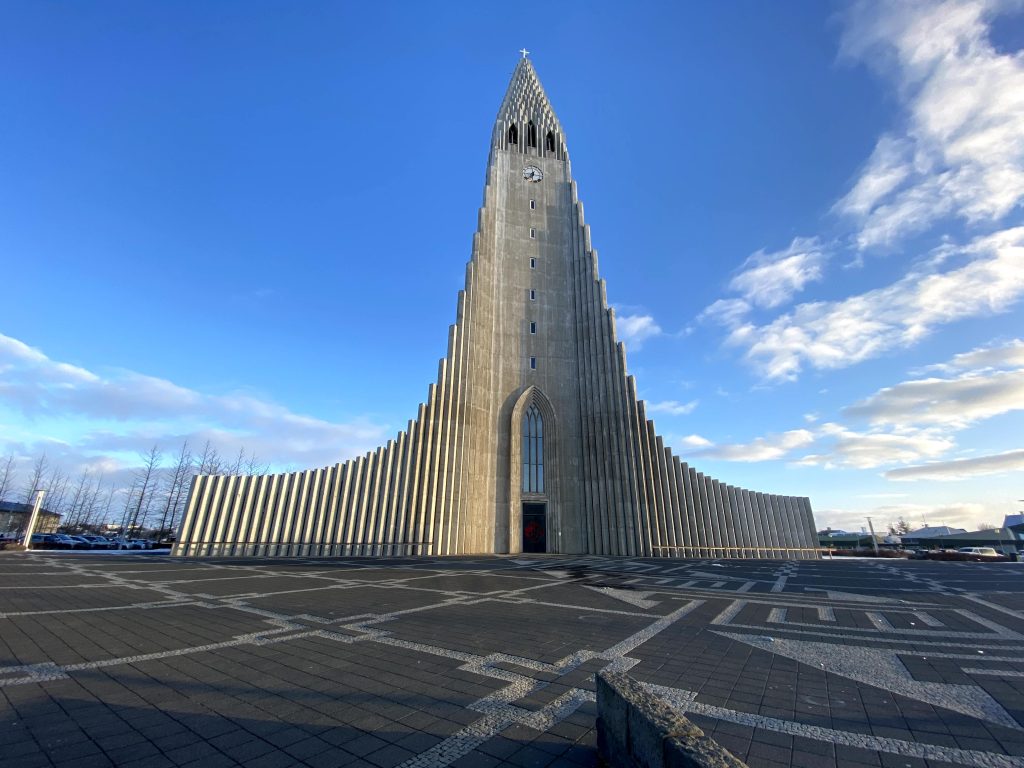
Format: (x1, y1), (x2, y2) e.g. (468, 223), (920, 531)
(597, 670), (747, 768)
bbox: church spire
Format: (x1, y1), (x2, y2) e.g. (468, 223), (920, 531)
(494, 54), (566, 158)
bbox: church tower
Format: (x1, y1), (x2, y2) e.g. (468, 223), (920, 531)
(174, 57), (818, 559)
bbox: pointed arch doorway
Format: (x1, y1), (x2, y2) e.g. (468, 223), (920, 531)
(509, 387), (557, 554)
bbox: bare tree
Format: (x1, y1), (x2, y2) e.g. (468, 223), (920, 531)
(0, 452), (16, 502)
(976, 521), (999, 531)
(65, 470), (92, 529)
(245, 450), (268, 476)
(21, 452), (48, 505)
(156, 441), (192, 538)
(79, 473), (105, 530)
(98, 482), (118, 531)
(887, 517), (912, 536)
(118, 479), (139, 536)
(127, 446), (163, 534)
(194, 440), (223, 476)
(49, 468), (71, 522)
(226, 447), (246, 476)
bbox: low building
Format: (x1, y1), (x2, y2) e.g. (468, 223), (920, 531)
(818, 531), (887, 551)
(908, 527), (1020, 555)
(0, 500), (61, 534)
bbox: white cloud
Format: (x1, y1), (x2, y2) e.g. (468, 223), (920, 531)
(931, 337), (1024, 371)
(717, 227), (1024, 381)
(728, 237), (829, 309)
(646, 400), (698, 416)
(796, 422), (954, 469)
(615, 313), (662, 350)
(843, 338), (1024, 430)
(678, 434), (712, 448)
(699, 298), (751, 328)
(815, 501), (988, 533)
(689, 429), (815, 462)
(833, 136), (914, 219)
(884, 448), (1024, 480)
(0, 332), (388, 473)
(838, 0), (1024, 249)
(845, 368), (1024, 428)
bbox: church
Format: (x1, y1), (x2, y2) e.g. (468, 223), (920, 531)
(173, 56), (818, 559)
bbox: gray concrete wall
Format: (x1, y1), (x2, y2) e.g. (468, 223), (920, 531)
(597, 670), (747, 768)
(172, 59), (818, 560)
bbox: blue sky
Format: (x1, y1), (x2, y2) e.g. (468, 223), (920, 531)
(2, 1), (1023, 533)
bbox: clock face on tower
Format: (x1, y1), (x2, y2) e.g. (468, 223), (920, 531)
(522, 165), (544, 183)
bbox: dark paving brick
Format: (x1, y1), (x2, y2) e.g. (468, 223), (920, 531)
(1, 553), (1021, 768)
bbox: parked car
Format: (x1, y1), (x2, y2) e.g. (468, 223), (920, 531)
(957, 547), (1004, 560)
(109, 537), (145, 550)
(926, 547), (1009, 562)
(30, 533), (73, 549)
(79, 535), (115, 549)
(66, 535), (95, 549)
(129, 539), (153, 550)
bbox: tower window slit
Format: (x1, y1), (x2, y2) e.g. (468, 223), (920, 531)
(522, 404), (544, 493)
(530, 228), (536, 239)
(527, 121), (537, 148)
(530, 321), (536, 334)
(545, 131), (555, 152)
(507, 123), (518, 146)
(530, 289), (536, 300)
(530, 257), (536, 269)
(530, 199), (536, 210)
(530, 356), (537, 370)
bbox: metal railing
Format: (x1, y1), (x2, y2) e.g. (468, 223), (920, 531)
(651, 545), (822, 559)
(172, 540), (434, 558)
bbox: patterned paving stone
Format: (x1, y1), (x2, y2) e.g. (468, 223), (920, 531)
(0, 552), (1022, 767)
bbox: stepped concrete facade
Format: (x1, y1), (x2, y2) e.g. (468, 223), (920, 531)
(173, 57), (818, 560)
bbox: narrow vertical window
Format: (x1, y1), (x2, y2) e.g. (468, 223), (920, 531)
(530, 199), (536, 210)
(530, 322), (536, 334)
(529, 228), (536, 239)
(507, 123), (518, 145)
(545, 131), (555, 152)
(530, 289), (536, 300)
(522, 404), (544, 493)
(530, 357), (537, 370)
(527, 121), (537, 148)
(530, 258), (536, 269)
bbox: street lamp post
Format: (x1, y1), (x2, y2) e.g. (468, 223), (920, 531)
(23, 489), (46, 547)
(866, 517), (880, 556)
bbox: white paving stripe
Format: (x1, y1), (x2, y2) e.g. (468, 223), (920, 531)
(650, 685), (1024, 768)
(716, 631), (1022, 730)
(710, 600), (746, 625)
(392, 600), (704, 768)
(914, 611), (944, 627)
(767, 607), (787, 624)
(582, 585), (659, 610)
(867, 611), (895, 631)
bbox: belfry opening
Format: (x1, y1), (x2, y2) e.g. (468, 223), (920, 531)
(173, 55), (818, 560)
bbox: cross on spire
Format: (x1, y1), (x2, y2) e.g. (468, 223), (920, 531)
(519, 48), (530, 59)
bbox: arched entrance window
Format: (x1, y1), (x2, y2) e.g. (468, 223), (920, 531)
(521, 404), (543, 493)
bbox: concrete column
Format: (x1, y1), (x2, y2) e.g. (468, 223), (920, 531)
(174, 476), (204, 557)
(687, 467), (706, 558)
(199, 476), (227, 557)
(678, 463), (697, 558)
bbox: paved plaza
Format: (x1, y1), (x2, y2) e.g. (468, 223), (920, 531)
(1, 554), (1023, 768)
